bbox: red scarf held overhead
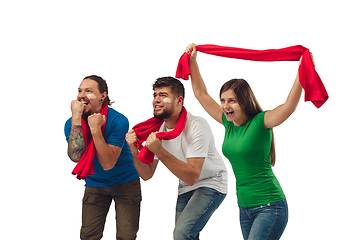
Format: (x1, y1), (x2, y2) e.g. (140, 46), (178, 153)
(132, 107), (187, 164)
(175, 44), (328, 108)
(72, 104), (108, 180)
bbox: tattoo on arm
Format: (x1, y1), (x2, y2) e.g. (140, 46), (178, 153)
(67, 125), (86, 162)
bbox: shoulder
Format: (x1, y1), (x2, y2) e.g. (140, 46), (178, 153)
(105, 107), (130, 135)
(186, 113), (210, 130)
(252, 111), (270, 130)
(107, 107), (127, 118)
(64, 117), (72, 139)
(65, 117), (72, 126)
(184, 113), (213, 141)
(107, 107), (129, 124)
(253, 111), (266, 121)
(64, 117), (72, 131)
(222, 113), (229, 127)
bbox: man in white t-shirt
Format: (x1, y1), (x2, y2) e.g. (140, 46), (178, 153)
(126, 77), (227, 240)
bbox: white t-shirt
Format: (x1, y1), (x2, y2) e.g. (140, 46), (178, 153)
(156, 112), (228, 195)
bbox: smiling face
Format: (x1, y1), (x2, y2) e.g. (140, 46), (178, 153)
(220, 89), (248, 126)
(152, 86), (177, 120)
(77, 79), (106, 118)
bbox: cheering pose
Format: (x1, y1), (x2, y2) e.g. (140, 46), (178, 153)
(185, 43), (314, 240)
(126, 77), (228, 240)
(64, 75), (141, 240)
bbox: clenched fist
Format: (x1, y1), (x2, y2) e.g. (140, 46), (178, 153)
(145, 132), (162, 154)
(88, 113), (106, 133)
(126, 129), (138, 146)
(71, 100), (85, 117)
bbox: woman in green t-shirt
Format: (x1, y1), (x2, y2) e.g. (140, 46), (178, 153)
(185, 43), (313, 240)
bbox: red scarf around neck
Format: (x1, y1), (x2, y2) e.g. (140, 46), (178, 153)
(175, 44), (328, 108)
(72, 104), (108, 180)
(132, 107), (187, 164)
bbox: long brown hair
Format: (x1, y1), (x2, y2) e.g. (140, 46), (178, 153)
(220, 79), (276, 166)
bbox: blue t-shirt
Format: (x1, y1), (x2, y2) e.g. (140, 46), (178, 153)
(64, 107), (139, 187)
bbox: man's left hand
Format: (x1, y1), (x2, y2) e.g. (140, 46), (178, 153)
(145, 132), (162, 154)
(88, 113), (106, 133)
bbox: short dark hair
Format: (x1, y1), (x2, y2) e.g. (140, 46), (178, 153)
(152, 76), (185, 101)
(83, 75), (113, 106)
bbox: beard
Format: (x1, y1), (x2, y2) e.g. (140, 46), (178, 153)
(82, 111), (91, 120)
(82, 106), (92, 120)
(153, 107), (174, 120)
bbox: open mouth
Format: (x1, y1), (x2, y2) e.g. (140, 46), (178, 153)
(81, 101), (90, 106)
(225, 111), (234, 115)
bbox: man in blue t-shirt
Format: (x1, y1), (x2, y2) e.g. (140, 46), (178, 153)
(64, 75), (141, 240)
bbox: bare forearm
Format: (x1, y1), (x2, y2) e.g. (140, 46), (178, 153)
(284, 73), (303, 113)
(265, 73), (303, 128)
(189, 59), (209, 99)
(189, 59), (223, 124)
(92, 130), (119, 170)
(145, 131), (202, 185)
(67, 124), (85, 162)
(129, 144), (156, 181)
(156, 148), (200, 186)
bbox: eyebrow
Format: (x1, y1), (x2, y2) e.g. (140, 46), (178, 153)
(220, 97), (236, 100)
(78, 87), (93, 91)
(153, 91), (168, 96)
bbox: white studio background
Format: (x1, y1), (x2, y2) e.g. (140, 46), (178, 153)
(1, 1), (359, 239)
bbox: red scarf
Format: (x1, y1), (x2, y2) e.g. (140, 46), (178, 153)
(132, 107), (187, 164)
(72, 104), (108, 180)
(176, 44), (328, 108)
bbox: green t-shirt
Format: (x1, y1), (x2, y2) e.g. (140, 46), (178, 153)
(222, 111), (285, 207)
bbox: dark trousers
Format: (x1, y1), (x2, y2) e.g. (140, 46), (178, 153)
(80, 179), (142, 240)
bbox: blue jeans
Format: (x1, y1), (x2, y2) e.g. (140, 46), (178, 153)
(174, 187), (226, 240)
(239, 199), (288, 240)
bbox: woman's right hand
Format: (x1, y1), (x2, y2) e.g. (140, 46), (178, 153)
(185, 43), (197, 61)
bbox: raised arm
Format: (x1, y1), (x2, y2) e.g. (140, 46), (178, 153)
(67, 100), (86, 162)
(186, 43), (224, 124)
(88, 113), (121, 171)
(264, 55), (314, 129)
